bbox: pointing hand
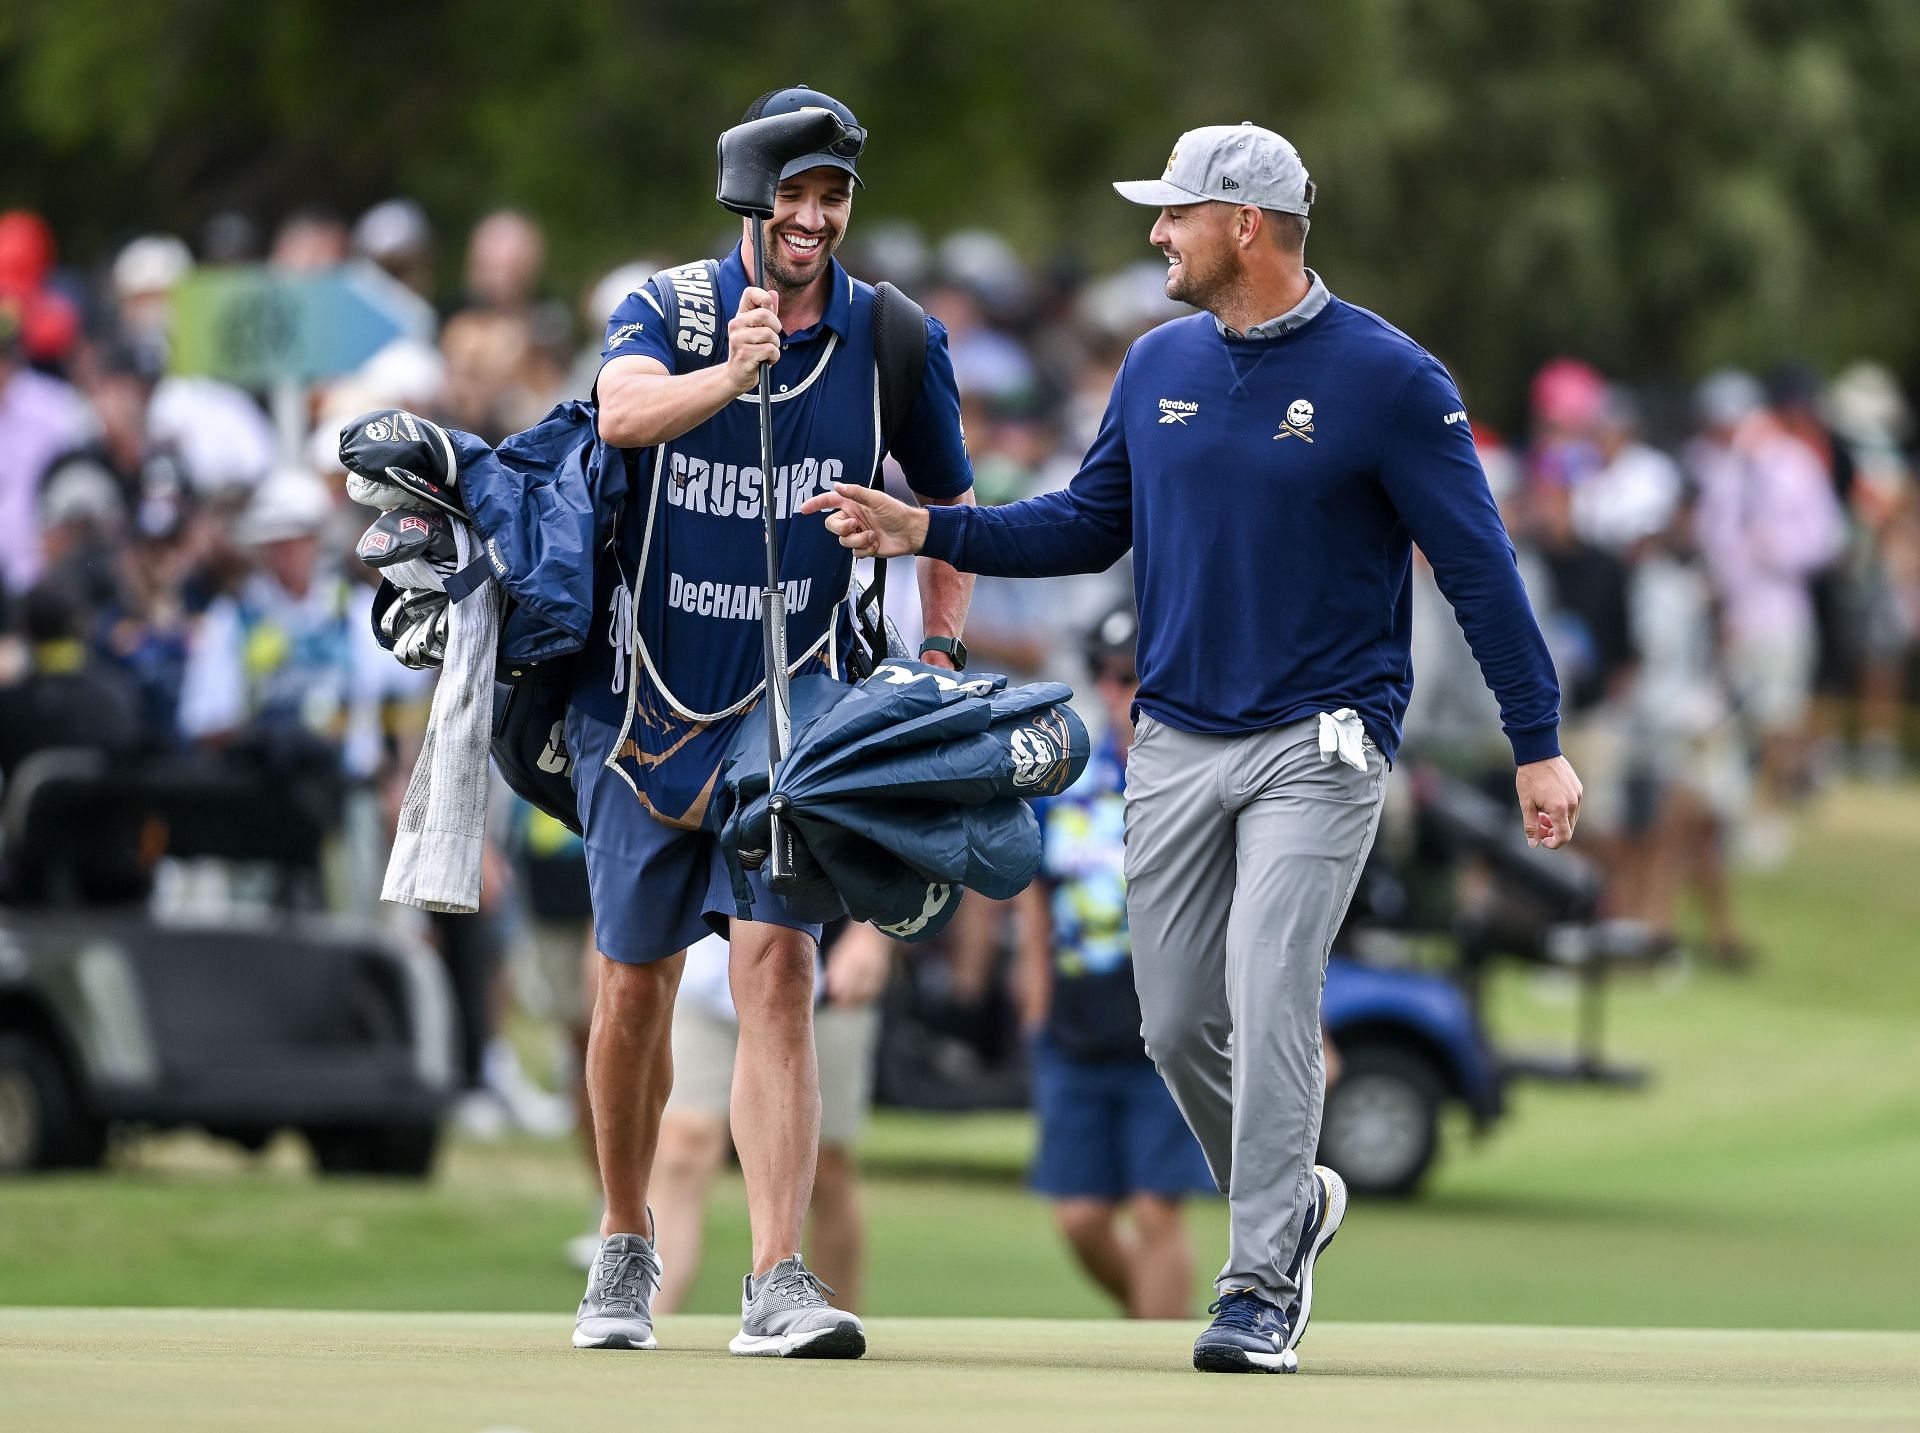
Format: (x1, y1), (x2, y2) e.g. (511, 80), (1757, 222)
(798, 481), (929, 558)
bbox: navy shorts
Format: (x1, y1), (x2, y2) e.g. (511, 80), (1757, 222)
(1029, 1036), (1218, 1202)
(567, 704), (822, 965)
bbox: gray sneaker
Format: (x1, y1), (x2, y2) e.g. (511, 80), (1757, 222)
(728, 1254), (866, 1358)
(572, 1231), (661, 1350)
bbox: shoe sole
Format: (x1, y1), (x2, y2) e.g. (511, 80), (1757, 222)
(573, 1330), (658, 1350)
(1287, 1167), (1349, 1353)
(729, 1320), (866, 1359)
(1193, 1343), (1298, 1374)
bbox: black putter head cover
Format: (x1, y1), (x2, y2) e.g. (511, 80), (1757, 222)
(716, 109), (856, 218)
(356, 507), (458, 572)
(339, 408), (464, 517)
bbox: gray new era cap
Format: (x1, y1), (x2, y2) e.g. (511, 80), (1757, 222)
(1113, 124), (1312, 215)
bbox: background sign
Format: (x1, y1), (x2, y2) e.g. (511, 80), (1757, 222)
(168, 263), (432, 387)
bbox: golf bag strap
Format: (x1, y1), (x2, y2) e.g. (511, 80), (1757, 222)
(873, 280), (929, 459)
(646, 260), (725, 376)
(852, 281), (931, 677)
(442, 554), (495, 604)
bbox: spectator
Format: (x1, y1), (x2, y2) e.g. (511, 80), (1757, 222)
(1688, 369), (1846, 865)
(0, 210), (82, 375)
(352, 198), (436, 301)
(649, 925), (893, 1312)
(1572, 386), (1683, 555)
(1013, 608), (1215, 1320)
(269, 207), (350, 270)
(1618, 493), (1753, 966)
(1525, 478), (1638, 885)
(110, 233), (193, 348)
(0, 304), (89, 596)
(1825, 363), (1920, 779)
(198, 211), (261, 266)
(442, 210), (570, 439)
(1527, 357), (1606, 492)
(175, 469), (380, 766)
(0, 579), (145, 783)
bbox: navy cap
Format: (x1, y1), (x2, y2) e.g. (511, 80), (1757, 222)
(740, 85), (866, 187)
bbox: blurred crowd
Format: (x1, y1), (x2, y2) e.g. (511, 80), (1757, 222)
(1408, 354), (1920, 964)
(3, 193), (1918, 1135)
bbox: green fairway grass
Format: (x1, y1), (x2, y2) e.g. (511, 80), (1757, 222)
(3, 1309), (1915, 1433)
(1, 783), (1917, 1331)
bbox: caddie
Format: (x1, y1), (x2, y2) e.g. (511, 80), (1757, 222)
(571, 84), (976, 1359)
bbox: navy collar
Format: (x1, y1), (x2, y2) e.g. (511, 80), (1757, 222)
(721, 243), (854, 342)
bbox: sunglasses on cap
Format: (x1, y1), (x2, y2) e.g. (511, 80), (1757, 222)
(820, 121), (866, 160)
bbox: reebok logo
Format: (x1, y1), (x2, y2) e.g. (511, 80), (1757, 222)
(607, 321), (646, 350)
(1221, 175), (1240, 191)
(1443, 409), (1469, 426)
(1157, 398), (1199, 425)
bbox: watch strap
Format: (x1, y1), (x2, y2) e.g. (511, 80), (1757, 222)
(919, 635), (967, 670)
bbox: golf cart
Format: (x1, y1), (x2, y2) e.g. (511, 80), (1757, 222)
(0, 746), (457, 1177)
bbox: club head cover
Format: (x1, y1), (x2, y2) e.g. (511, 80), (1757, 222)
(356, 508), (458, 573)
(339, 408), (464, 517)
(379, 588), (450, 669)
(716, 109), (855, 218)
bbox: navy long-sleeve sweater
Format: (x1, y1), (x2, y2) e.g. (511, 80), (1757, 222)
(921, 297), (1561, 765)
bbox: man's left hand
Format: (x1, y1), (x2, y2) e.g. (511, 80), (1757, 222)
(1517, 755), (1582, 850)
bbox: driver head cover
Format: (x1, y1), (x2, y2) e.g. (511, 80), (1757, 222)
(338, 408), (464, 517)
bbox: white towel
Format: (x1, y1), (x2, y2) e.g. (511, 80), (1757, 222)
(1317, 708), (1371, 773)
(379, 520), (502, 913)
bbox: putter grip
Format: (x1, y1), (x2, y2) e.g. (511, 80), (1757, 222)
(768, 798), (795, 884)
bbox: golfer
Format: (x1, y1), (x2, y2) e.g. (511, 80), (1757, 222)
(803, 123), (1581, 1373)
(572, 84), (975, 1358)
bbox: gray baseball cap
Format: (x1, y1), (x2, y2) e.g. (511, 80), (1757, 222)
(1113, 123), (1313, 215)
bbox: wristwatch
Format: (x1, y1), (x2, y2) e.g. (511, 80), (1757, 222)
(919, 635), (968, 670)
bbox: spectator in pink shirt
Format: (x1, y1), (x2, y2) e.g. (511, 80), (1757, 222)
(0, 305), (90, 597)
(1687, 369), (1844, 863)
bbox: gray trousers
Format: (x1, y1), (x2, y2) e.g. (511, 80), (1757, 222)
(1124, 714), (1387, 1304)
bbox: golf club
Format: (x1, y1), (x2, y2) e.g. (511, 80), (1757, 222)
(715, 106), (857, 883)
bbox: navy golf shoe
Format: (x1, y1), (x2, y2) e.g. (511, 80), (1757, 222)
(1192, 1289), (1296, 1374)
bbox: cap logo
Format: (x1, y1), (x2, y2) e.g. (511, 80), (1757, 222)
(1221, 176), (1240, 191)
(1163, 147), (1178, 175)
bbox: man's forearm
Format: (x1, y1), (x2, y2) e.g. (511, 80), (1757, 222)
(917, 490), (976, 648)
(596, 361), (749, 449)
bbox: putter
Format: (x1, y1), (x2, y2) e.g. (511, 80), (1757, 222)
(716, 107), (858, 884)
